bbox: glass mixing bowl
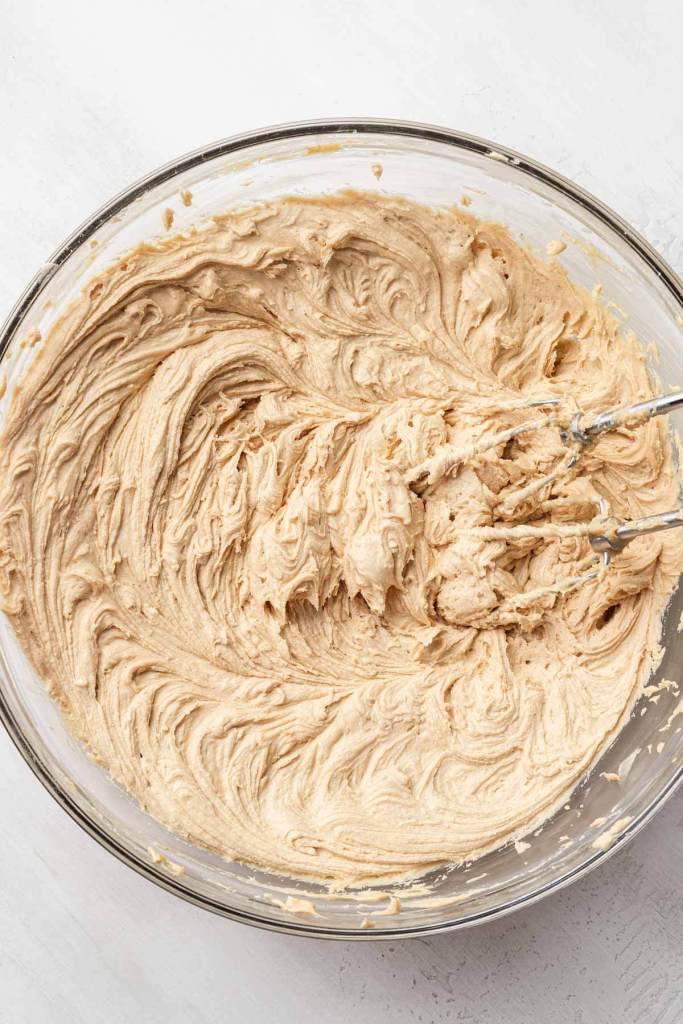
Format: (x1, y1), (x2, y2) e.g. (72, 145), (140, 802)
(1, 119), (681, 939)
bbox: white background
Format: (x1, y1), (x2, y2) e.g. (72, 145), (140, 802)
(1, 1), (682, 1021)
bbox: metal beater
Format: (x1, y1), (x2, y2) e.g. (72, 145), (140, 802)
(562, 389), (683, 554)
(446, 388), (683, 605)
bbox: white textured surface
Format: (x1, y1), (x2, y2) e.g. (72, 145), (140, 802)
(1, 1), (681, 1021)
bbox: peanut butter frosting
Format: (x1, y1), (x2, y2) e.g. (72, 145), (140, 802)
(1, 193), (681, 885)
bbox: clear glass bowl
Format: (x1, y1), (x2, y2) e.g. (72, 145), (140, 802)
(1, 119), (681, 939)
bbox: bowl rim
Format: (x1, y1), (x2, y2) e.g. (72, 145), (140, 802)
(1, 116), (681, 940)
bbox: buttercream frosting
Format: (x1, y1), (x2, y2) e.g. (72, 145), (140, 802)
(0, 193), (680, 885)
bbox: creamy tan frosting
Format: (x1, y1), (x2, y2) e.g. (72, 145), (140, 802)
(1, 193), (681, 886)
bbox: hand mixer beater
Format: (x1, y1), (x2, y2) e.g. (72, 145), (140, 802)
(408, 386), (683, 608)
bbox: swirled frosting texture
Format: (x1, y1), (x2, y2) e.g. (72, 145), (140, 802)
(1, 194), (681, 885)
